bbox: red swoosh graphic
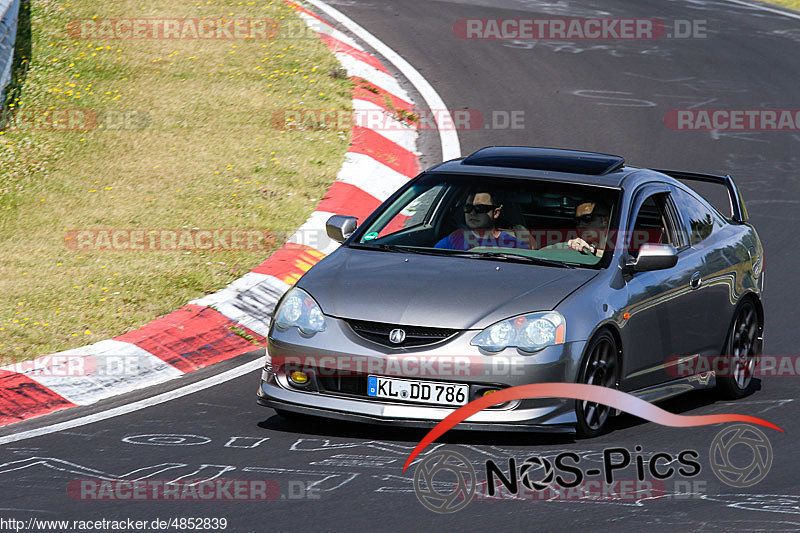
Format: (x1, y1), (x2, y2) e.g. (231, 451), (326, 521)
(402, 383), (783, 471)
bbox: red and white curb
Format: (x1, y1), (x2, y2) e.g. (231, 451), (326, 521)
(0, 1), (421, 428)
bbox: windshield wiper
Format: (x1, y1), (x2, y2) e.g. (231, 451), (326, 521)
(466, 252), (576, 269)
(349, 243), (399, 252)
(348, 243), (445, 256)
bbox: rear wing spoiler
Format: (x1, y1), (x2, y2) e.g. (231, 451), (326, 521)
(652, 169), (749, 223)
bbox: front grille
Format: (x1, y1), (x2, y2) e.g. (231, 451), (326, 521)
(300, 365), (511, 409)
(315, 372), (368, 396)
(313, 369), (510, 409)
(345, 319), (459, 348)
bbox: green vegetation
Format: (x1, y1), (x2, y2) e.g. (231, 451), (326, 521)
(1, 0), (352, 359)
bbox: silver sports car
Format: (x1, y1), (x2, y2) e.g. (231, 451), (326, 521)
(257, 146), (765, 436)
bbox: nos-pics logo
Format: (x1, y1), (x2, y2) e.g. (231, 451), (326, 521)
(413, 424), (773, 513)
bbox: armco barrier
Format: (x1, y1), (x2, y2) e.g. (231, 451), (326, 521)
(0, 0), (20, 103)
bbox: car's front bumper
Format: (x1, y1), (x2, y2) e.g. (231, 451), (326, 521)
(257, 315), (588, 432)
(256, 394), (575, 432)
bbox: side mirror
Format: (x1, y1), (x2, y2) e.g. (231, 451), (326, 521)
(326, 215), (358, 243)
(626, 243), (678, 273)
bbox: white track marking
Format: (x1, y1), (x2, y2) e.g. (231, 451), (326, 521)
(295, 11), (363, 50)
(334, 53), (412, 101)
(190, 271), (275, 308)
(352, 98), (418, 153)
(287, 210), (341, 255)
(224, 437), (270, 449)
(190, 273), (289, 337)
(304, 0), (462, 160)
(4, 340), (183, 406)
(0, 359), (263, 446)
(122, 434), (212, 446)
(336, 152), (411, 201)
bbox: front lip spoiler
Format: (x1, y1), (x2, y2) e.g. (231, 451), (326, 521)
(257, 397), (576, 434)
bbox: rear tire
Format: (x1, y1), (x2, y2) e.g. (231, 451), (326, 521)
(716, 300), (760, 399)
(575, 330), (619, 438)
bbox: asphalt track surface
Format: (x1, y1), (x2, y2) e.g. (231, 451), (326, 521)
(3, 1), (800, 531)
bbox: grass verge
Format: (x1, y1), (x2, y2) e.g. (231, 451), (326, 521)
(763, 0), (800, 10)
(1, 0), (352, 360)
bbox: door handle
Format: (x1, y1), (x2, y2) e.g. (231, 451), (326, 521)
(690, 271), (702, 289)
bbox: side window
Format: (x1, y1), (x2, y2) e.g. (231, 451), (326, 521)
(630, 193), (679, 254)
(672, 188), (723, 246)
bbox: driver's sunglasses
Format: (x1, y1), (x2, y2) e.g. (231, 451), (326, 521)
(463, 203), (498, 214)
(575, 213), (605, 224)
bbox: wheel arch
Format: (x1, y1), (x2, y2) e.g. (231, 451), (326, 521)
(580, 321), (624, 387)
(743, 291), (764, 329)
(727, 291), (764, 352)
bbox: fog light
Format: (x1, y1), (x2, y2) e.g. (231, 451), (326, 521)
(289, 371), (309, 385)
(482, 389), (500, 396)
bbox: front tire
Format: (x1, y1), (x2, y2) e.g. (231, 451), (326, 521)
(575, 330), (619, 438)
(716, 299), (760, 399)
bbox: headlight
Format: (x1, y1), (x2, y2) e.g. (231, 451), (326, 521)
(274, 288), (327, 335)
(471, 311), (565, 353)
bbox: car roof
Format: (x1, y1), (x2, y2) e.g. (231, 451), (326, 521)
(426, 146), (681, 190)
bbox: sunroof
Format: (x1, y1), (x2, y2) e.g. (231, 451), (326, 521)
(461, 146), (626, 175)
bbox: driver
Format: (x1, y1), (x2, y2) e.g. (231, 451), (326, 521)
(434, 190), (530, 251)
(567, 201), (611, 257)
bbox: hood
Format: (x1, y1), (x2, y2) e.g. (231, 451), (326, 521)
(296, 247), (598, 330)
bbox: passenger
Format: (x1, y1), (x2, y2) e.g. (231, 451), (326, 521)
(434, 191), (530, 251)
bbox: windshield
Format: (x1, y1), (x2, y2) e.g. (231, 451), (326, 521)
(350, 173), (621, 268)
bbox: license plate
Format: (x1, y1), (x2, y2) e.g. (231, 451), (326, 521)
(367, 376), (469, 406)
